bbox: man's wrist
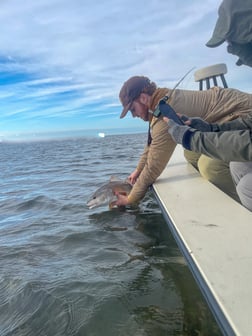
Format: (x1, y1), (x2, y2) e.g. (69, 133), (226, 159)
(211, 123), (220, 132)
(168, 120), (192, 144)
(182, 129), (197, 150)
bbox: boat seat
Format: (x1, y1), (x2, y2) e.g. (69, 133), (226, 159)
(194, 63), (228, 90)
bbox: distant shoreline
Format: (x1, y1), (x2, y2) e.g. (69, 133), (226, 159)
(0, 127), (147, 143)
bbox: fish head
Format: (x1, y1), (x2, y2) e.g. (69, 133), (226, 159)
(86, 186), (115, 209)
(86, 177), (132, 209)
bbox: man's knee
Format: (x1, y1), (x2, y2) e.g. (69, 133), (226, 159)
(197, 155), (239, 201)
(183, 150), (201, 170)
(198, 155), (230, 181)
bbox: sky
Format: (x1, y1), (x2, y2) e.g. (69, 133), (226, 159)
(1, 0), (252, 139)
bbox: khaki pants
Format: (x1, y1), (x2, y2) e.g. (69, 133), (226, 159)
(184, 150), (240, 202)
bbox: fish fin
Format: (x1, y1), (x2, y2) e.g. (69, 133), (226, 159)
(109, 175), (123, 182)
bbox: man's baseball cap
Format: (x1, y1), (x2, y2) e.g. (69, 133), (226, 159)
(119, 76), (153, 118)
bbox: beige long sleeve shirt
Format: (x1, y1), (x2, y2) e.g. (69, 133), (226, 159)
(127, 86), (252, 203)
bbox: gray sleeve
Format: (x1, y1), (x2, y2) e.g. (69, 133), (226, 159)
(189, 130), (252, 162)
(216, 113), (252, 132)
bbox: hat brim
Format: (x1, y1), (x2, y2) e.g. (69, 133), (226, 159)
(120, 102), (131, 119)
(206, 36), (226, 48)
(206, 14), (227, 48)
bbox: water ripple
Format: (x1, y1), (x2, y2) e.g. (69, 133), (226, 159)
(0, 135), (222, 336)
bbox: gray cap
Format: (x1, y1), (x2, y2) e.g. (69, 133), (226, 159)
(206, 0), (252, 48)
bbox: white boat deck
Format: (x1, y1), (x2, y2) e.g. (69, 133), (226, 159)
(152, 147), (252, 336)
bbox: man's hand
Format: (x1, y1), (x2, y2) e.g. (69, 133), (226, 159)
(128, 169), (139, 185)
(180, 115), (216, 132)
(115, 192), (130, 207)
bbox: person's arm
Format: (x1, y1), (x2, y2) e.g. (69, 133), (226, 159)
(189, 129), (252, 162)
(135, 145), (149, 173)
(126, 145), (149, 185)
(180, 113), (252, 132)
(115, 146), (148, 207)
(128, 120), (176, 201)
(116, 119), (176, 206)
(208, 114), (252, 132)
(165, 117), (252, 162)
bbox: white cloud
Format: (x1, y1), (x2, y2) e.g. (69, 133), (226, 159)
(0, 0), (251, 134)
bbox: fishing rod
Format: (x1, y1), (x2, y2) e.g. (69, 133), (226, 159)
(169, 66), (196, 98)
(152, 66), (196, 123)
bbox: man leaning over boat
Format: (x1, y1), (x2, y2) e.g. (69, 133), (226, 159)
(116, 76), (252, 208)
